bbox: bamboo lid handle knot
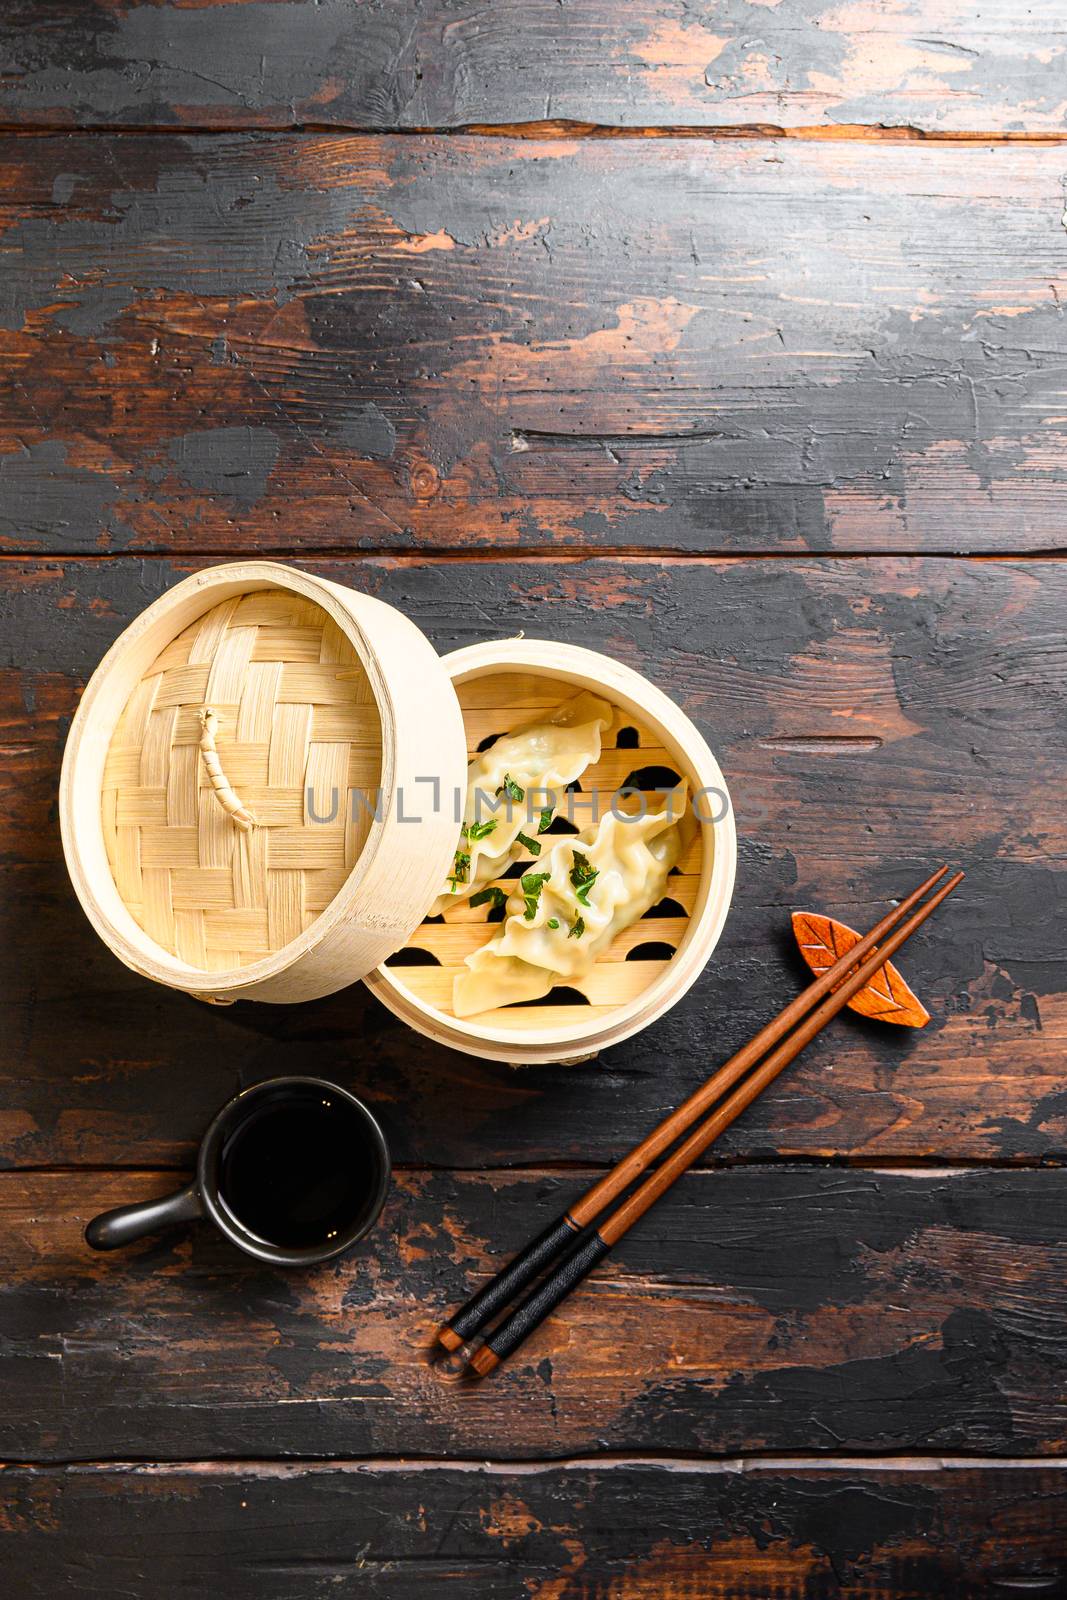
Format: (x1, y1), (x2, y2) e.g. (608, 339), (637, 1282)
(197, 707), (256, 832)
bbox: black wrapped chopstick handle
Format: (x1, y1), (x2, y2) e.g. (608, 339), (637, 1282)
(481, 1228), (611, 1365)
(444, 1213), (579, 1345)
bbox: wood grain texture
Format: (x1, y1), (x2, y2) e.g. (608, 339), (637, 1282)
(4, 1459), (1067, 1599)
(3, 136), (1067, 555)
(4, 1165), (1067, 1460)
(3, 9), (1066, 1584)
(2, 555), (1064, 1168)
(2, 1), (1066, 134)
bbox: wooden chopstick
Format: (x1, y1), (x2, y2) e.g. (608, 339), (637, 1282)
(465, 869), (963, 1376)
(436, 864), (949, 1354)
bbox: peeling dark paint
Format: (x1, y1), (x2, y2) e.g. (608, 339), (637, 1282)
(0, 162), (347, 333)
(2, 1166), (1065, 1460)
(5, 1460), (1065, 1599)
(0, 440), (118, 547)
(333, 403), (397, 461)
(1, 1), (1065, 133)
(4, 136), (1067, 553)
(50, 173), (81, 205)
(163, 426), (280, 506)
(626, 1308), (1018, 1454)
(52, 283), (136, 338)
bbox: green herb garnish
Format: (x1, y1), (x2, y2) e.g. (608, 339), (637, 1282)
(515, 829), (541, 857)
(463, 818), (498, 842)
(497, 773), (525, 802)
(470, 885), (508, 912)
(446, 849), (470, 891)
(569, 850), (598, 906)
(520, 870), (550, 920)
(568, 915), (585, 940)
(547, 917), (560, 930)
(537, 806), (554, 834)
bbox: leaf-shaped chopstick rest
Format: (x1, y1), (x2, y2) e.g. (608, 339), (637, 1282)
(792, 910), (931, 1028)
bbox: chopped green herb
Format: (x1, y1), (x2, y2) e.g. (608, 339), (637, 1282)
(568, 915), (586, 940)
(446, 849), (470, 892)
(463, 818), (498, 842)
(547, 918), (560, 930)
(569, 850), (599, 906)
(470, 885), (507, 912)
(515, 829), (541, 857)
(520, 870), (550, 920)
(537, 806), (554, 834)
(496, 773), (525, 802)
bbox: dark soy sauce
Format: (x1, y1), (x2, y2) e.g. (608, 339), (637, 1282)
(218, 1087), (376, 1250)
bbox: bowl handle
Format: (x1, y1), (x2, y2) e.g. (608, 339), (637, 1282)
(85, 1183), (203, 1250)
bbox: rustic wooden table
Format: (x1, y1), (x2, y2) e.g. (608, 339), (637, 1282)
(2, 5), (1066, 1594)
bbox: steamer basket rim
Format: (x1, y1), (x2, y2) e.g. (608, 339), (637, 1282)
(366, 636), (738, 1058)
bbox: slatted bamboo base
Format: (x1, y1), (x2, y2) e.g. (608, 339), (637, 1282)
(100, 588), (383, 971)
(382, 670), (703, 1032)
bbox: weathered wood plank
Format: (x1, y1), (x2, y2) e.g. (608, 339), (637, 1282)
(4, 1458), (1067, 1599)
(3, 136), (1067, 555)
(3, 1166), (1067, 1460)
(2, 554), (1064, 1168)
(1, 1), (1065, 134)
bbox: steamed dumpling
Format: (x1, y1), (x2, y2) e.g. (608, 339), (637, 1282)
(433, 690), (613, 915)
(453, 789), (692, 1017)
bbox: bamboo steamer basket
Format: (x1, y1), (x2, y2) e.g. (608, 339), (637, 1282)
(60, 561), (467, 1004)
(366, 640), (737, 1066)
(61, 565), (736, 1060)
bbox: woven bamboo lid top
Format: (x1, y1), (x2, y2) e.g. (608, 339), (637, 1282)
(101, 586), (382, 972)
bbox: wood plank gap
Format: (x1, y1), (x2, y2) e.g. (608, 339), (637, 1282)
(5, 121), (1067, 144)
(6, 1452), (1067, 1474)
(2, 1158), (1061, 1178)
(2, 549), (1066, 567)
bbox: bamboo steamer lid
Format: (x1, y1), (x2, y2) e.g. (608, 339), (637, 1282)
(60, 562), (467, 1004)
